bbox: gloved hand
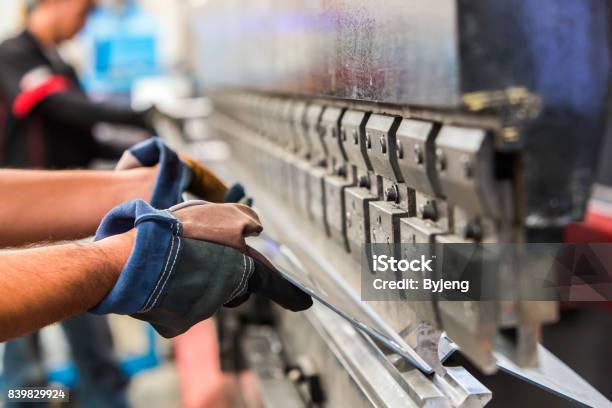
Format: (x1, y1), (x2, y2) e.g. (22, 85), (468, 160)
(91, 199), (312, 338)
(116, 137), (246, 208)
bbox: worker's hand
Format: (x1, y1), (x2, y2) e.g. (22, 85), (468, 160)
(116, 137), (248, 208)
(90, 199), (311, 338)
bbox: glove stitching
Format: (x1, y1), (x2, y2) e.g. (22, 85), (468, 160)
(228, 253), (250, 301)
(148, 221), (182, 310)
(227, 253), (247, 300)
(235, 255), (253, 300)
(142, 222), (181, 312)
(140, 221), (180, 312)
(146, 234), (182, 312)
(140, 225), (175, 312)
(139, 230), (174, 312)
(237, 256), (253, 298)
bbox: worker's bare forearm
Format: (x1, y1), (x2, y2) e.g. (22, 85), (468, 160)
(0, 168), (155, 247)
(0, 230), (134, 341)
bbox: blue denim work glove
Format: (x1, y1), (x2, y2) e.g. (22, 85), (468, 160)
(224, 183), (253, 206)
(116, 138), (249, 208)
(91, 200), (311, 338)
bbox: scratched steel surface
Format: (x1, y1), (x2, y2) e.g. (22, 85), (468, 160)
(190, 0), (459, 107)
(189, 0), (611, 230)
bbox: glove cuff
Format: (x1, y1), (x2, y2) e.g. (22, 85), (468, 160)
(91, 199), (183, 315)
(125, 137), (192, 209)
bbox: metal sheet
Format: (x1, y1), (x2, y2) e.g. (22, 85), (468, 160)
(494, 342), (612, 408)
(247, 235), (435, 374)
(437, 333), (612, 407)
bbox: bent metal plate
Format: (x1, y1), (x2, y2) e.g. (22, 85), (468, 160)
(248, 235), (434, 374)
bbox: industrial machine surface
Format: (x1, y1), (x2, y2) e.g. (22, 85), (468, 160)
(183, 0), (612, 406)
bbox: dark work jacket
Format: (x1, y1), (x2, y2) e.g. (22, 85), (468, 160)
(0, 30), (147, 169)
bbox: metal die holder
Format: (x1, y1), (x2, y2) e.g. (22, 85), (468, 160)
(281, 153), (298, 210)
(395, 118), (443, 198)
(345, 186), (378, 262)
(365, 114), (414, 265)
(397, 217), (448, 375)
(302, 105), (330, 233)
(340, 110), (373, 184)
(275, 151), (292, 205)
(265, 153), (285, 199)
(273, 100), (299, 208)
(433, 234), (498, 374)
(415, 190), (451, 233)
(434, 126), (500, 219)
(340, 110), (380, 197)
(369, 201), (409, 258)
(308, 167), (329, 235)
(365, 114), (404, 186)
(292, 101), (310, 159)
(251, 138), (269, 186)
(368, 198), (411, 307)
(341, 110), (381, 261)
(319, 107), (347, 174)
(256, 105), (286, 196)
(323, 175), (353, 251)
(400, 217), (445, 329)
(281, 100), (298, 153)
(425, 126), (501, 372)
(320, 107), (353, 250)
(291, 158), (314, 220)
(258, 95), (275, 142)
(262, 97), (277, 144)
(280, 100), (302, 212)
(288, 102), (314, 219)
(365, 113), (413, 213)
(305, 105), (327, 167)
(207, 95), (609, 407)
(270, 98), (287, 147)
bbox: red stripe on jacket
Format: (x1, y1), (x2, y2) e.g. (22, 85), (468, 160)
(12, 75), (69, 118)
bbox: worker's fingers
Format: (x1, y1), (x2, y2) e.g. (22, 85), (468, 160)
(172, 199), (261, 227)
(247, 251), (312, 312)
(173, 202), (263, 252)
(232, 203), (261, 224)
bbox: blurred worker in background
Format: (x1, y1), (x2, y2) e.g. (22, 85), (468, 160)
(0, 0), (160, 169)
(0, 0), (165, 406)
